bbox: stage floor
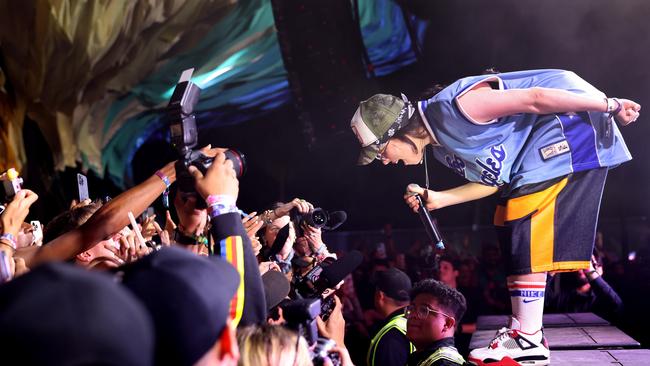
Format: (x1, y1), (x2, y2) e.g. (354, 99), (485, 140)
(552, 349), (650, 366)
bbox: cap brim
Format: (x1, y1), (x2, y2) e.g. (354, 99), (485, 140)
(357, 143), (382, 166)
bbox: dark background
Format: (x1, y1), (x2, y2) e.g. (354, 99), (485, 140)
(25, 0), (650, 237)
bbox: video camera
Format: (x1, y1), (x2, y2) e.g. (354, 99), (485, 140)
(282, 298), (341, 366)
(292, 250), (362, 321)
(166, 68), (246, 207)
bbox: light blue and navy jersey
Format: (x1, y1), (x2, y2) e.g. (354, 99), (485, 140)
(418, 69), (632, 195)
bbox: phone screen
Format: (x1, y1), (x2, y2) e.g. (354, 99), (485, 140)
(77, 173), (89, 202)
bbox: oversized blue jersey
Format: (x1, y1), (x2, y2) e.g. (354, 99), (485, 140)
(418, 69), (631, 194)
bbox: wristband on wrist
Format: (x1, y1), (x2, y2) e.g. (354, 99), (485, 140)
(0, 233), (17, 250)
(205, 194), (236, 207)
(605, 98), (622, 115)
(208, 203), (240, 219)
(154, 171), (171, 188)
(155, 171), (171, 208)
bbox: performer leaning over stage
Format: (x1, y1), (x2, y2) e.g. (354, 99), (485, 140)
(349, 69), (641, 366)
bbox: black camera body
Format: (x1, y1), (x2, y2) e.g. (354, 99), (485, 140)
(167, 69), (246, 207)
(282, 298), (341, 366)
(292, 256), (339, 322)
(282, 298), (321, 346)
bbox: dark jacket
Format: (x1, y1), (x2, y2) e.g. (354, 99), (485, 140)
(407, 337), (465, 366)
(368, 308), (414, 366)
(210, 212), (266, 326)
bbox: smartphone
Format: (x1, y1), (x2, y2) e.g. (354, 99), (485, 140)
(30, 220), (43, 246)
(77, 173), (89, 202)
(141, 207), (155, 221)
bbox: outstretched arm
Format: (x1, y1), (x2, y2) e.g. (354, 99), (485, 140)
(404, 182), (498, 212)
(457, 82), (641, 125)
(19, 162), (176, 267)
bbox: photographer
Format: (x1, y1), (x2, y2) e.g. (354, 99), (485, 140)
(189, 151), (267, 326)
(294, 223), (335, 262)
(258, 198), (313, 274)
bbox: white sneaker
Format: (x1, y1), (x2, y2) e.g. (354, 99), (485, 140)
(468, 318), (550, 366)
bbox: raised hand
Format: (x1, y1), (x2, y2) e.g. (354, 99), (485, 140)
(242, 212), (264, 238)
(1, 189), (39, 237)
(274, 198), (313, 218)
(188, 152), (239, 201)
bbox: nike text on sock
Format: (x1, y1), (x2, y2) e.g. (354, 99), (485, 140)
(508, 280), (546, 333)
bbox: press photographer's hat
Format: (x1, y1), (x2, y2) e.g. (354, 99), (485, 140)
(350, 93), (416, 165)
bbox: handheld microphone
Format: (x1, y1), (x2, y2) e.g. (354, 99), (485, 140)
(408, 184), (445, 250)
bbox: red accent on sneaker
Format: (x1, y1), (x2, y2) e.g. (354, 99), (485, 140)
(511, 330), (519, 337)
(468, 356), (522, 366)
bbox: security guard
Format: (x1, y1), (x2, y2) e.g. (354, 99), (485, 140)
(367, 268), (415, 366)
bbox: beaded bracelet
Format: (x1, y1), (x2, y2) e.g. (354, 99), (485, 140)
(0, 233), (17, 250)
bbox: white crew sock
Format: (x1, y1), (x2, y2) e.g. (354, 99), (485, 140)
(508, 280), (546, 333)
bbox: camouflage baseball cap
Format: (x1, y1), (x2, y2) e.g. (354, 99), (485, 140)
(350, 93), (414, 165)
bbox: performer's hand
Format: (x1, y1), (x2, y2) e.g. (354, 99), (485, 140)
(614, 99), (641, 126)
(404, 184), (441, 212)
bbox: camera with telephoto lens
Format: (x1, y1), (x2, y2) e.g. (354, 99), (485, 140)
(166, 68), (246, 208)
(291, 207), (347, 238)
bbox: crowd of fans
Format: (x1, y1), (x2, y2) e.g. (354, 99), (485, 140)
(0, 146), (647, 365)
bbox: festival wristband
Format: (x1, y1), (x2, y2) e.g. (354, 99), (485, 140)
(208, 203), (240, 219)
(154, 171), (171, 188)
(155, 171), (171, 208)
(0, 233), (17, 250)
(205, 194), (236, 207)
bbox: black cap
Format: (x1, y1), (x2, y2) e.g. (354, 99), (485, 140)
(373, 267), (412, 302)
(0, 262), (154, 366)
(121, 247), (240, 366)
(262, 270), (290, 311)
